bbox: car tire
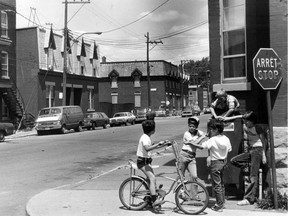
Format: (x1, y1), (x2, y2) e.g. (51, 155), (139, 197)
(0, 131), (5, 142)
(110, 124), (114, 127)
(91, 122), (96, 130)
(60, 125), (66, 134)
(75, 123), (82, 132)
(103, 123), (107, 129)
(132, 120), (135, 125)
(125, 121), (128, 126)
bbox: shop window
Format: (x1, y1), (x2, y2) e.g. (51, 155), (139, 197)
(222, 0), (246, 80)
(1, 51), (8, 78)
(111, 92), (118, 104)
(1, 11), (8, 38)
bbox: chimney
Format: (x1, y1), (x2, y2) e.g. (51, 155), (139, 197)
(102, 56), (106, 63)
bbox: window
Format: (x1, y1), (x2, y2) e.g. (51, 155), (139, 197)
(111, 77), (118, 88)
(45, 84), (55, 107)
(88, 88), (94, 110)
(1, 11), (8, 38)
(222, 0), (246, 80)
(134, 75), (141, 87)
(1, 99), (8, 119)
(134, 92), (141, 107)
(111, 92), (118, 104)
(1, 52), (8, 78)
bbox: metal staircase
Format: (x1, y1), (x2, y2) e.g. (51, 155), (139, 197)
(1, 81), (35, 129)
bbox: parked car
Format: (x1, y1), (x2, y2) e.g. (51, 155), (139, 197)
(110, 112), (136, 127)
(203, 107), (211, 114)
(83, 112), (109, 130)
(133, 109), (147, 123)
(181, 107), (193, 117)
(193, 105), (201, 116)
(0, 122), (14, 141)
(35, 106), (84, 135)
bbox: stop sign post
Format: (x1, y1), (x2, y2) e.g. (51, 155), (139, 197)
(253, 48), (282, 209)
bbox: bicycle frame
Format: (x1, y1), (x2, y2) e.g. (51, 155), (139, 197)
(127, 141), (188, 198)
(120, 140), (209, 214)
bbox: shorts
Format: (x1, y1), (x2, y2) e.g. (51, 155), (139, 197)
(137, 157), (152, 169)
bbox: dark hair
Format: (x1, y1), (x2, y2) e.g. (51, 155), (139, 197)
(142, 120), (155, 134)
(245, 112), (257, 124)
(188, 116), (200, 127)
(207, 119), (224, 133)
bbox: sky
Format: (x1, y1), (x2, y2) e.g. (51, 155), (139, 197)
(16, 0), (209, 65)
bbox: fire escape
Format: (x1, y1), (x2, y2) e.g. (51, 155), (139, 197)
(0, 80), (34, 129)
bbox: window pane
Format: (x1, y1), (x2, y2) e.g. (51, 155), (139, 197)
(223, 29), (245, 55)
(223, 1), (245, 30)
(224, 56), (245, 78)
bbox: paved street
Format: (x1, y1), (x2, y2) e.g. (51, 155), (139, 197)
(0, 116), (194, 215)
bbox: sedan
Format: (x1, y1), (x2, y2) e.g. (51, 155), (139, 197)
(83, 112), (109, 130)
(181, 108), (193, 117)
(110, 112), (136, 127)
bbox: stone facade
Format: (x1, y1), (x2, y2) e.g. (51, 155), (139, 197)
(274, 127), (288, 195)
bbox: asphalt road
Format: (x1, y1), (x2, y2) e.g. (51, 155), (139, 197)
(0, 115), (210, 216)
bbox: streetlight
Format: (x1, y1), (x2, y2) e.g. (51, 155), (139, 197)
(62, 31), (102, 105)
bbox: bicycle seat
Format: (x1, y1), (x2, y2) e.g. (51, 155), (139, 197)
(128, 159), (159, 169)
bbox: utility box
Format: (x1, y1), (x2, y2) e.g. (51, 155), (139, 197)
(222, 118), (244, 196)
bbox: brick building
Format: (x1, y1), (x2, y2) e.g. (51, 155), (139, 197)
(16, 26), (101, 118)
(0, 0), (22, 123)
(97, 60), (189, 117)
(208, 0), (287, 126)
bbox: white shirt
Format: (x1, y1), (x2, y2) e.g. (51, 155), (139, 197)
(202, 134), (232, 161)
(136, 134), (152, 158)
(182, 130), (205, 152)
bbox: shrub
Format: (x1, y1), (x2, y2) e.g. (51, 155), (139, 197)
(257, 188), (288, 210)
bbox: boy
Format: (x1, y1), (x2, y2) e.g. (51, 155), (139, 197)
(210, 89), (240, 120)
(230, 113), (268, 206)
(198, 119), (232, 212)
(136, 120), (166, 206)
(179, 117), (206, 181)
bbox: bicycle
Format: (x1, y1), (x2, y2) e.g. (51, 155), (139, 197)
(119, 140), (209, 215)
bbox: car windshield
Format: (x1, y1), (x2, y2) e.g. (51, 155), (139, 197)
(114, 113), (125, 117)
(39, 108), (61, 115)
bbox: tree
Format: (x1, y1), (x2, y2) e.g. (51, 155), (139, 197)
(183, 57), (210, 87)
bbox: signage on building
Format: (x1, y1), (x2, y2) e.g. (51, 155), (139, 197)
(253, 48), (282, 90)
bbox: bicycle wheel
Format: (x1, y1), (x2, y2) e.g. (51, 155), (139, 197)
(175, 181), (209, 215)
(119, 177), (150, 210)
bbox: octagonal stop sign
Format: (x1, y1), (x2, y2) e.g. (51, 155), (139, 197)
(253, 48), (282, 90)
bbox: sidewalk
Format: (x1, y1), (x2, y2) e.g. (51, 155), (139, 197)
(26, 151), (285, 216)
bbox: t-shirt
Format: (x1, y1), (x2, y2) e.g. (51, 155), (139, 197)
(211, 95), (240, 111)
(244, 125), (263, 148)
(202, 134), (232, 161)
(182, 130), (205, 152)
(136, 134), (152, 158)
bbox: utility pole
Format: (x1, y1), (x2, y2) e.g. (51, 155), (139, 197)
(62, 0), (90, 106)
(144, 32), (163, 107)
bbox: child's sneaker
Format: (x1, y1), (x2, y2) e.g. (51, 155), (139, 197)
(211, 204), (223, 212)
(152, 199), (164, 207)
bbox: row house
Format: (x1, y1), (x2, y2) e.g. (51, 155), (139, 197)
(208, 0), (287, 126)
(16, 26), (101, 118)
(0, 0), (22, 123)
(97, 59), (189, 117)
